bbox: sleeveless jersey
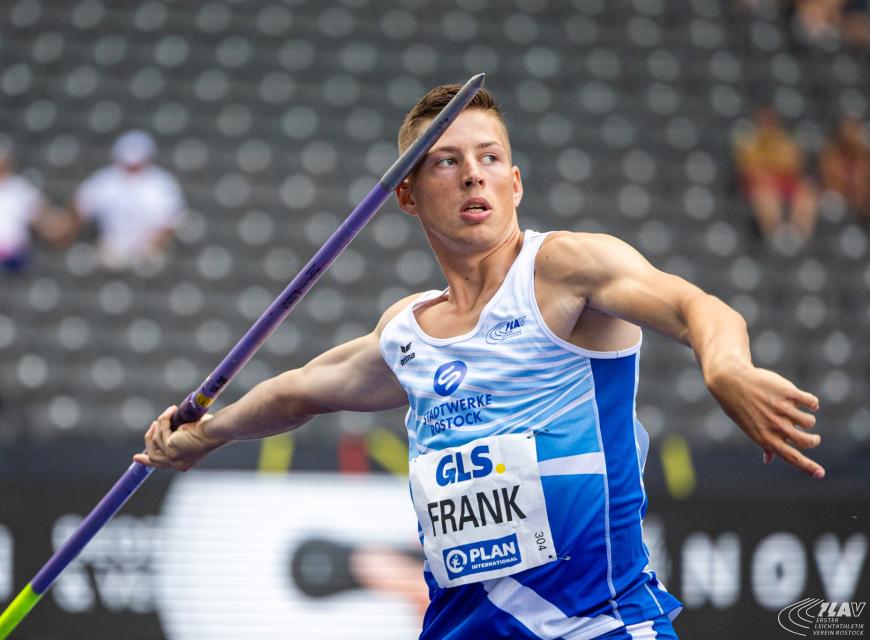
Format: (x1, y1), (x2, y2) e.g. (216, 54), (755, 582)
(379, 230), (682, 639)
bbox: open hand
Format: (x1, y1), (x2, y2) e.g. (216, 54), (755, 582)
(706, 364), (823, 479)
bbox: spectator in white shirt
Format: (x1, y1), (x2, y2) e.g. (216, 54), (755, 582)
(0, 144), (56, 273)
(70, 130), (186, 270)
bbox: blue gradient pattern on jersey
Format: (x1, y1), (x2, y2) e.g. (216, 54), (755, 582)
(380, 231), (682, 639)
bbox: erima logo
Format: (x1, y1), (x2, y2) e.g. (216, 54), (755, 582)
(399, 341), (415, 366)
(778, 598), (867, 636)
(433, 361), (467, 396)
(486, 316), (525, 344)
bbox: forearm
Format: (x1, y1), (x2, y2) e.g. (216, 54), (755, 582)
(683, 293), (752, 385)
(202, 369), (317, 443)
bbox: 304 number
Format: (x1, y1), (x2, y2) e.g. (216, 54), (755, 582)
(534, 531), (548, 551)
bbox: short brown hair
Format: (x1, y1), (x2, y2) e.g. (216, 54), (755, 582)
(397, 84), (508, 153)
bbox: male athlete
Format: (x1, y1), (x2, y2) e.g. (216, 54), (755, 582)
(136, 85), (823, 639)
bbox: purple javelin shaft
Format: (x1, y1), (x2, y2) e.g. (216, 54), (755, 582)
(31, 461), (153, 593)
(170, 181), (392, 427)
(17, 73), (485, 603)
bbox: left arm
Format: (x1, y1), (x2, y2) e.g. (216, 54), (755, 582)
(541, 232), (823, 478)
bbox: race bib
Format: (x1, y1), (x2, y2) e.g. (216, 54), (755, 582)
(409, 433), (557, 587)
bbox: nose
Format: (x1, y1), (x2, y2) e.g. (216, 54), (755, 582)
(463, 158), (483, 188)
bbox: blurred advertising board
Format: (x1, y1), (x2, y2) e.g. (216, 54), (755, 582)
(1, 471), (866, 639)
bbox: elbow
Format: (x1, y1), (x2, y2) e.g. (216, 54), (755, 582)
(272, 368), (327, 423)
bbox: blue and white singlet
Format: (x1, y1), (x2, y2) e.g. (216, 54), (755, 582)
(379, 230), (682, 639)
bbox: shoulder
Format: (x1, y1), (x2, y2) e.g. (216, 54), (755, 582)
(535, 231), (650, 299)
(540, 230), (627, 252)
(80, 166), (118, 190)
(375, 292), (425, 335)
(8, 175), (41, 199)
(146, 165), (181, 186)
(539, 231), (638, 274)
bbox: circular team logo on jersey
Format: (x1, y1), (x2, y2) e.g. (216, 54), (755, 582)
(433, 361), (467, 397)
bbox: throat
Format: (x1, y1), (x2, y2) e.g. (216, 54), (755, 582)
(414, 298), (486, 340)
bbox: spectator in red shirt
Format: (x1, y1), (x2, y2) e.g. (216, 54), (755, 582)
(734, 107), (819, 249)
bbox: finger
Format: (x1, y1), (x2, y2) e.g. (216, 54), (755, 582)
(763, 450), (774, 464)
(774, 419), (822, 449)
(153, 416), (168, 453)
(788, 388), (819, 411)
(133, 453), (155, 467)
(159, 404), (177, 420)
(143, 421), (157, 453)
(134, 450), (168, 468)
(154, 406), (177, 449)
(768, 438), (825, 479)
(782, 421), (822, 449)
(782, 403), (818, 431)
(144, 421), (170, 467)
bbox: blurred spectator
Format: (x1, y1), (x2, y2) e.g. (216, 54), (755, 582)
(734, 107), (819, 249)
(842, 0), (870, 47)
(820, 115), (870, 221)
(790, 0), (846, 44)
(0, 143), (64, 273)
(783, 0), (870, 48)
(68, 130), (186, 270)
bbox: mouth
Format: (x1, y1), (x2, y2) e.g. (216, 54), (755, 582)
(459, 197), (492, 223)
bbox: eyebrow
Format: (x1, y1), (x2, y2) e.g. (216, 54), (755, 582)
(428, 141), (503, 155)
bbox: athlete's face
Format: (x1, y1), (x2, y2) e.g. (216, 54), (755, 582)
(396, 109), (523, 252)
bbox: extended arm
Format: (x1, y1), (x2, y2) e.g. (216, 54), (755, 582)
(134, 298), (412, 471)
(540, 232), (823, 478)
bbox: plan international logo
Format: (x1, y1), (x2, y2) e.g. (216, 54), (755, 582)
(778, 598), (866, 637)
(443, 534), (522, 579)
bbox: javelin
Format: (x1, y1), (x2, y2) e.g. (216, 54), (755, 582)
(0, 72), (486, 638)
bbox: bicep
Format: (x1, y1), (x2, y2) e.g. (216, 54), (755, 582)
(581, 236), (707, 345)
(293, 331), (408, 414)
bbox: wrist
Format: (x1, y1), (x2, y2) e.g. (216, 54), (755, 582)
(200, 413), (234, 446)
(703, 354), (752, 389)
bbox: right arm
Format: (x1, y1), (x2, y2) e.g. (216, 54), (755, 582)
(133, 296), (414, 471)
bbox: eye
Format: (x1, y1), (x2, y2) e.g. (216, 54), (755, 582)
(435, 157), (456, 167)
(481, 153), (498, 164)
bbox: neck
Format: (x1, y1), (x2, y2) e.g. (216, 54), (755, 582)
(427, 226), (524, 312)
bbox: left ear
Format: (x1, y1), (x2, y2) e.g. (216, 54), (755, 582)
(395, 178), (418, 217)
(512, 165), (523, 208)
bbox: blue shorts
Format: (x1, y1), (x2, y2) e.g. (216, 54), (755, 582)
(595, 613), (679, 639)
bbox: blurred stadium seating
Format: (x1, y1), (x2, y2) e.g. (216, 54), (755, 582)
(0, 0), (868, 464)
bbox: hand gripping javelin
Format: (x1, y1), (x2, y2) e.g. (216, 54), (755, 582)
(0, 73), (485, 639)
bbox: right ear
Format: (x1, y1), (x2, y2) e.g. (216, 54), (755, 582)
(395, 179), (418, 217)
